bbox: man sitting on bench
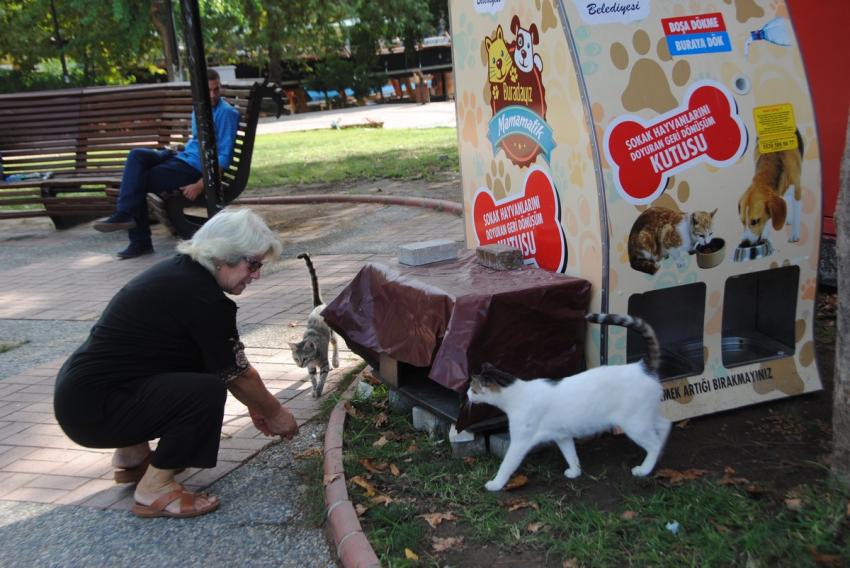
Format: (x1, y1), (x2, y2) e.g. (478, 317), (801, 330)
(93, 69), (240, 259)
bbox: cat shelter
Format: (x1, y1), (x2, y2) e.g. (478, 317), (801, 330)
(449, 0), (823, 421)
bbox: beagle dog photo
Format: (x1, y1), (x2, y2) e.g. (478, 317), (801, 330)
(737, 130), (803, 246)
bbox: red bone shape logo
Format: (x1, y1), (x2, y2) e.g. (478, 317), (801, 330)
(473, 167), (567, 272)
(604, 81), (746, 204)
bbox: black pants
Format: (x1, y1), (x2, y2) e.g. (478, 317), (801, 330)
(55, 372), (227, 470)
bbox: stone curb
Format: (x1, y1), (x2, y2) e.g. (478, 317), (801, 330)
(323, 384), (381, 568)
(234, 194), (463, 216)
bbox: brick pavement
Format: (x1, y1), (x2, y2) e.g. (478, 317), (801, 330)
(0, 205), (466, 512)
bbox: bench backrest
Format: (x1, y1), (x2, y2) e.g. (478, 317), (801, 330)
(0, 83), (193, 179)
(0, 81), (279, 203)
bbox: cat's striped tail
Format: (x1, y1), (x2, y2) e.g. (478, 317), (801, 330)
(585, 313), (660, 375)
(297, 252), (323, 307)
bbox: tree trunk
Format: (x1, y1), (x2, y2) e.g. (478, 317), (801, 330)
(833, 109), (850, 483)
(150, 0), (180, 81)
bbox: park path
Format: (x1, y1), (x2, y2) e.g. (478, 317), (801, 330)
(0, 100), (464, 565)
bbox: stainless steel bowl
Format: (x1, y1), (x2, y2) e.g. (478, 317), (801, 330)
(733, 239), (774, 262)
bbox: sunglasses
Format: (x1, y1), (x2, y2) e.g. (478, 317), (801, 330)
(242, 256), (264, 273)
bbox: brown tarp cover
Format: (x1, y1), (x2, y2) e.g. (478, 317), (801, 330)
(322, 252), (593, 400)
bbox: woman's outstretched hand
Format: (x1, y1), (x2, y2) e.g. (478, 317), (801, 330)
(250, 405), (298, 439)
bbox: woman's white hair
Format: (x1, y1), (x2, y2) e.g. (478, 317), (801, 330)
(176, 207), (282, 273)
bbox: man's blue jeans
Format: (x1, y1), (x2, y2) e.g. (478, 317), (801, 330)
(116, 148), (201, 247)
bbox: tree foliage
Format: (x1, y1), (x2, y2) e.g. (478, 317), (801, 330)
(0, 0), (162, 89)
(1, 0), (449, 92)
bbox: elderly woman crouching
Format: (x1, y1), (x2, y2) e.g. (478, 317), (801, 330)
(54, 208), (298, 518)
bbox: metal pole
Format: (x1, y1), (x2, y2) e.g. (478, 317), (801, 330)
(178, 0), (222, 217)
(49, 0), (70, 84)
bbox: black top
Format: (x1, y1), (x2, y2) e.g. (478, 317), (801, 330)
(56, 255), (247, 420)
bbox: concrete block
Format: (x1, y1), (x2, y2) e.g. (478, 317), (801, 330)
(476, 244), (524, 270)
(449, 424), (487, 457)
(388, 389), (414, 414)
(411, 406), (449, 438)
(398, 239), (458, 266)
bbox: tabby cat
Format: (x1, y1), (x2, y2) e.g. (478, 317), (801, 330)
(628, 206), (717, 275)
(289, 253), (339, 398)
(467, 313), (670, 491)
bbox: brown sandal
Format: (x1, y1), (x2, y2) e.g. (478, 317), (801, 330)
(132, 488), (219, 518)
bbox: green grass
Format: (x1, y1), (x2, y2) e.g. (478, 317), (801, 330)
(248, 128), (459, 189)
(338, 386), (850, 567)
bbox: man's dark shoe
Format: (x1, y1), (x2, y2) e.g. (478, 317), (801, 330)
(94, 212), (136, 232)
(116, 244), (154, 260)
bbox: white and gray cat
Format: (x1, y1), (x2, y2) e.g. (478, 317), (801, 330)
(289, 253), (339, 398)
(467, 313), (671, 491)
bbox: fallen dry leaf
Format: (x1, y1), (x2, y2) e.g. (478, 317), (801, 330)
(374, 412), (389, 428)
(373, 435), (390, 448)
(846, 502), (850, 517)
(562, 559), (580, 568)
(359, 458), (388, 474)
(420, 511), (458, 529)
(350, 475), (378, 497)
(675, 419), (690, 429)
(527, 522), (545, 533)
(370, 494), (394, 506)
(463, 456), (476, 465)
(620, 510), (638, 520)
(745, 484), (766, 497)
(355, 503), (369, 517)
(504, 498), (539, 512)
(505, 474), (529, 491)
(343, 401), (358, 418)
(655, 468), (710, 485)
(404, 548), (419, 561)
(406, 441), (418, 453)
(322, 473), (342, 486)
(811, 550), (842, 567)
(294, 447), (322, 460)
(390, 463), (401, 477)
(785, 498), (803, 512)
(288, 322), (297, 327)
(432, 536), (464, 552)
(361, 369), (382, 385)
(709, 519), (730, 534)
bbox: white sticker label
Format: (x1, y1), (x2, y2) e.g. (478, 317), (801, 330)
(474, 0), (504, 14)
(571, 0), (650, 24)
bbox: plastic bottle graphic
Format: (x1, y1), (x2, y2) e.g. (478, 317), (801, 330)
(744, 17), (792, 57)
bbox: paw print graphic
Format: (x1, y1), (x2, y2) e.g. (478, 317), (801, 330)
(610, 29), (691, 114)
(567, 150), (586, 188)
(485, 159), (512, 200)
(722, 0), (765, 22)
(509, 66), (518, 84)
(534, 0), (559, 32)
(573, 25), (603, 76)
(491, 84), (500, 102)
(458, 91), (484, 147)
(801, 278), (816, 301)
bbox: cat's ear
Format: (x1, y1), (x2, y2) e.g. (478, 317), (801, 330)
(710, 208), (718, 218)
(287, 342), (299, 351)
(481, 362), (494, 371)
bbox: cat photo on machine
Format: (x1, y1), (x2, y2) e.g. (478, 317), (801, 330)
(628, 206), (717, 275)
(467, 313), (671, 492)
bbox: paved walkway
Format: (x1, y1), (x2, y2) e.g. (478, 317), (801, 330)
(0, 101), (465, 566)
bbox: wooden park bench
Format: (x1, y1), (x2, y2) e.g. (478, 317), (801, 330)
(0, 80), (283, 238)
